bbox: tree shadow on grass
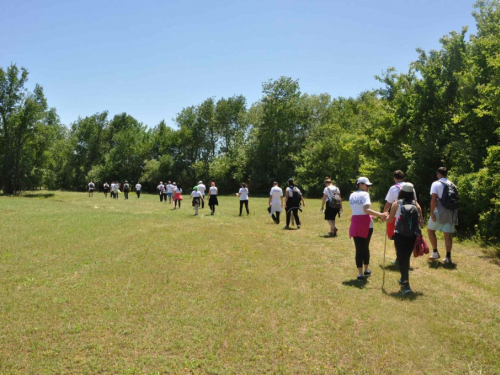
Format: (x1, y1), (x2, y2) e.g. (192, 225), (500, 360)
(428, 260), (457, 270)
(342, 279), (368, 289)
(382, 288), (424, 300)
(22, 193), (54, 199)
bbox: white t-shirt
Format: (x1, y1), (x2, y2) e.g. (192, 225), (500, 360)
(323, 185), (340, 199)
(111, 183), (116, 192)
(239, 188), (249, 200)
(88, 183), (94, 189)
(135, 184), (141, 191)
(166, 184), (173, 193)
(349, 190), (373, 228)
(385, 182), (417, 203)
(174, 187), (181, 194)
(209, 186), (218, 195)
(430, 178), (451, 213)
(191, 191), (201, 198)
(269, 186), (283, 203)
(197, 184), (206, 195)
(157, 184), (164, 192)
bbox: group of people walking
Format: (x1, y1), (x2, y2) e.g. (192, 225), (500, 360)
(88, 167), (458, 296)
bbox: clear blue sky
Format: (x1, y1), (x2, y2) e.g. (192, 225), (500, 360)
(1, 0), (478, 128)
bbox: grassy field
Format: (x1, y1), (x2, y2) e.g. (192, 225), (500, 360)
(0, 191), (499, 374)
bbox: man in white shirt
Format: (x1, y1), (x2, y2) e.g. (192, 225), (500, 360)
(166, 181), (174, 204)
(135, 182), (141, 198)
(428, 167), (459, 264)
(268, 181), (283, 224)
(197, 181), (206, 209)
(88, 181), (95, 197)
(383, 170), (417, 264)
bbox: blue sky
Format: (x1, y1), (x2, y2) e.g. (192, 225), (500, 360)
(1, 0), (478, 128)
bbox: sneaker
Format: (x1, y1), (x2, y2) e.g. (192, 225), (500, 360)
(428, 251), (440, 260)
(444, 257), (452, 264)
(284, 226), (290, 229)
(400, 285), (412, 295)
(357, 275), (365, 281)
(397, 279), (402, 285)
(391, 259), (399, 265)
(364, 270), (372, 277)
(297, 225), (301, 229)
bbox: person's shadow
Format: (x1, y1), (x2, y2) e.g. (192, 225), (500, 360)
(428, 260), (457, 270)
(382, 288), (424, 300)
(342, 279), (368, 289)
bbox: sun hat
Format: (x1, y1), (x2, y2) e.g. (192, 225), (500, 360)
(356, 177), (373, 186)
(401, 182), (414, 192)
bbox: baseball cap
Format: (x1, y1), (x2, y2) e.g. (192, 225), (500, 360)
(401, 182), (414, 192)
(198, 181), (203, 184)
(357, 177), (373, 186)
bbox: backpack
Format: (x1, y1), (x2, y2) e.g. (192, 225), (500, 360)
(124, 183), (130, 192)
(395, 199), (420, 237)
(289, 187), (302, 206)
(327, 187), (341, 209)
(439, 181), (459, 210)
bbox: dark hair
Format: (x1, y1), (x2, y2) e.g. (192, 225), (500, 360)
(241, 183), (246, 188)
(393, 170), (405, 180)
(437, 167), (448, 177)
(398, 190), (414, 202)
(288, 180), (294, 187)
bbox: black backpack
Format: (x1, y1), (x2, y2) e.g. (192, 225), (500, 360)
(439, 181), (459, 210)
(327, 187), (342, 209)
(395, 200), (419, 237)
(290, 187), (302, 206)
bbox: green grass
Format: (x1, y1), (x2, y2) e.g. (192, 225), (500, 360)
(0, 191), (499, 374)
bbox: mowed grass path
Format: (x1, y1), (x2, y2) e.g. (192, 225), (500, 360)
(0, 191), (499, 374)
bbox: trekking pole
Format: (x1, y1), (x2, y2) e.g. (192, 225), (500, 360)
(382, 223), (387, 290)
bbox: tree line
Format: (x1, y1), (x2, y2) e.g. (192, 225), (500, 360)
(1, 0), (499, 245)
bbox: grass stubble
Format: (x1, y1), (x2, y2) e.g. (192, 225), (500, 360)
(0, 192), (499, 374)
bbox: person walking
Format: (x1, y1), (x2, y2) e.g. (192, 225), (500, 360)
(208, 181), (218, 215)
(135, 182), (141, 198)
(166, 181), (174, 204)
(88, 181), (95, 197)
(114, 181), (120, 199)
(383, 170), (417, 264)
(427, 167), (459, 264)
(349, 177), (388, 281)
(123, 181), (130, 199)
(320, 177), (342, 236)
(110, 182), (115, 199)
(197, 181), (206, 209)
(387, 182), (423, 294)
(191, 186), (204, 215)
(157, 181), (165, 202)
(237, 183), (249, 216)
(162, 181), (168, 202)
(173, 183), (183, 209)
(103, 182), (110, 198)
(284, 178), (305, 229)
(268, 181), (283, 224)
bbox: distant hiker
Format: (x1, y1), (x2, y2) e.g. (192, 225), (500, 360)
(113, 181), (119, 199)
(103, 182), (110, 198)
(109, 182), (115, 199)
(162, 181), (168, 202)
(320, 177), (342, 236)
(166, 181), (174, 204)
(191, 186), (203, 215)
(123, 181), (130, 200)
(197, 181), (206, 209)
(173, 183), (183, 209)
(88, 181), (95, 197)
(428, 167), (459, 264)
(208, 181), (218, 215)
(387, 182), (423, 295)
(268, 181), (283, 224)
(237, 183), (249, 216)
(349, 177), (388, 281)
(157, 181), (165, 202)
(284, 178), (305, 229)
(383, 170), (417, 264)
(135, 182), (141, 198)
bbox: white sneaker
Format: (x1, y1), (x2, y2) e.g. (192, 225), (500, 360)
(444, 257), (452, 264)
(428, 251), (440, 260)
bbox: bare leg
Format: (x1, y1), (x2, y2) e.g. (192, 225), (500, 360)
(428, 228), (438, 250)
(444, 232), (453, 253)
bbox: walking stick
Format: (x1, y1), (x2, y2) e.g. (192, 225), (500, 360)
(382, 223), (387, 290)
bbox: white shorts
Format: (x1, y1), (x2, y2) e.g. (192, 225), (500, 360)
(270, 201), (282, 214)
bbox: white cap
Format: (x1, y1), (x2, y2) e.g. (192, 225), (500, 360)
(401, 182), (414, 193)
(198, 181), (203, 184)
(357, 177), (373, 186)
